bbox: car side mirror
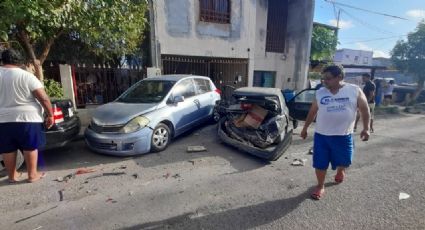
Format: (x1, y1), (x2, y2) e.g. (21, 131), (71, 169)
(173, 95), (185, 103)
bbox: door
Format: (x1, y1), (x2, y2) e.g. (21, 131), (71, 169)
(194, 78), (216, 119)
(286, 89), (317, 121)
(170, 79), (203, 134)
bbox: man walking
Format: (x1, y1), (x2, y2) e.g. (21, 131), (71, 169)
(355, 73), (376, 132)
(0, 49), (54, 183)
(301, 65), (370, 200)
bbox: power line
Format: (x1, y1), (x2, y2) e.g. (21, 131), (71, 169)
(339, 8), (398, 35)
(341, 35), (407, 44)
(324, 0), (409, 21)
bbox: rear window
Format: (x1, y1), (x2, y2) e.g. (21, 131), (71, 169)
(194, 79), (212, 94)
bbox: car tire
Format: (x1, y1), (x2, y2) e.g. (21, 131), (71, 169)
(0, 150), (25, 172)
(151, 123), (171, 152)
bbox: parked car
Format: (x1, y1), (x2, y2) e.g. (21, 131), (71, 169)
(0, 99), (81, 171)
(85, 75), (221, 156)
(217, 87), (314, 161)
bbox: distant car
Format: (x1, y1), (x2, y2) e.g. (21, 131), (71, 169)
(217, 87), (314, 161)
(84, 75), (221, 156)
(0, 99), (81, 171)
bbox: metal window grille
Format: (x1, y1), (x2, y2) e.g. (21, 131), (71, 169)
(200, 0), (231, 24)
(266, 0), (288, 53)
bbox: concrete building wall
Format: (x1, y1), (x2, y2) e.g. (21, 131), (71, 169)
(334, 49), (373, 66)
(151, 0), (314, 90)
(253, 0), (314, 90)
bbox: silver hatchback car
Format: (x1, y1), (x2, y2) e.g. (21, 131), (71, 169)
(84, 75), (221, 156)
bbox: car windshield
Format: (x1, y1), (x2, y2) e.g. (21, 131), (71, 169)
(117, 80), (176, 103)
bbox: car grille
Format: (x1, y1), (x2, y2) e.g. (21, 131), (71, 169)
(90, 123), (123, 133)
(87, 139), (118, 151)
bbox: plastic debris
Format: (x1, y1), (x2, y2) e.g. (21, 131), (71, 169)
(172, 173), (181, 179)
(399, 192), (410, 200)
(163, 172), (171, 179)
(291, 159), (307, 166)
(187, 146), (207, 153)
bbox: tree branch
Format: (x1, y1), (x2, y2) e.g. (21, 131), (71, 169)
(17, 29), (37, 62)
(39, 29), (64, 65)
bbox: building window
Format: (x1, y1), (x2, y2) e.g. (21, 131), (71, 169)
(266, 0), (288, 53)
(363, 57), (369, 64)
(254, 71), (276, 88)
(345, 55), (350, 59)
(200, 0), (231, 24)
(354, 56), (359, 63)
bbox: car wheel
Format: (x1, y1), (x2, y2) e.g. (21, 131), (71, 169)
(0, 150), (25, 172)
(151, 123), (171, 152)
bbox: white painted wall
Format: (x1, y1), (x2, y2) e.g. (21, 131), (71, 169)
(334, 49), (373, 66)
(59, 64), (77, 110)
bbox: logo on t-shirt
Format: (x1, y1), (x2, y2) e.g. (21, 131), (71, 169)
(320, 96), (332, 105)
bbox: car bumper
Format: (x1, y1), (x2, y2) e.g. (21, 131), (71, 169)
(84, 126), (153, 156)
(43, 116), (81, 150)
(217, 119), (292, 161)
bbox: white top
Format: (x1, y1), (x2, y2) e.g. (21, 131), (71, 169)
(0, 67), (44, 123)
(384, 84), (394, 96)
(315, 83), (360, 136)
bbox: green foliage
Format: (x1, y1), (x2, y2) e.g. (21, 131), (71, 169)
(0, 0), (148, 63)
(310, 26), (338, 61)
(391, 22), (425, 85)
(308, 72), (322, 80)
(43, 79), (64, 99)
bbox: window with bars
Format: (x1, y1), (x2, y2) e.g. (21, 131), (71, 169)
(199, 0), (231, 24)
(266, 0), (288, 53)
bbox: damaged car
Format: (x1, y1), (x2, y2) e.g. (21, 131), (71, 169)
(217, 87), (314, 161)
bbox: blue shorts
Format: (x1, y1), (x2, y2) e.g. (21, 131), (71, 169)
(313, 132), (354, 170)
(0, 122), (45, 153)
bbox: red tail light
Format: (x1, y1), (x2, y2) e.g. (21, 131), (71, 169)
(53, 105), (64, 124)
(215, 88), (222, 95)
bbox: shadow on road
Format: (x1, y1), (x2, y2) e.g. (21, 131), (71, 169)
(120, 187), (318, 230)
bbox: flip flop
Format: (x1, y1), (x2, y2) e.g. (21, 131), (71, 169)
(27, 172), (47, 183)
(335, 172), (345, 184)
(311, 187), (325, 200)
(8, 172), (23, 184)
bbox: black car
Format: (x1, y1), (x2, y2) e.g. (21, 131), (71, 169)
(217, 87), (314, 161)
(0, 99), (81, 171)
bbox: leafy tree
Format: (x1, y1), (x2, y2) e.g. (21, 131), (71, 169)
(310, 25), (338, 61)
(0, 0), (148, 80)
(391, 22), (425, 101)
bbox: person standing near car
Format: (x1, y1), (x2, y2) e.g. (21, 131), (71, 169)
(383, 80), (395, 106)
(0, 49), (54, 183)
(300, 65), (370, 200)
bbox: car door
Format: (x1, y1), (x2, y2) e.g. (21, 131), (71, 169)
(171, 79), (203, 134)
(286, 89), (316, 121)
(193, 78), (215, 119)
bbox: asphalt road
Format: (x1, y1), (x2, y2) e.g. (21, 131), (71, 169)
(0, 113), (424, 230)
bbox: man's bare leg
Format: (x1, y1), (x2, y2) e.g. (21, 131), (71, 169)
(312, 169), (326, 199)
(335, 167), (346, 183)
(2, 151), (20, 181)
(23, 149), (43, 182)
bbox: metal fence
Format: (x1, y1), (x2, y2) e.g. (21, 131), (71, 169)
(161, 55), (249, 92)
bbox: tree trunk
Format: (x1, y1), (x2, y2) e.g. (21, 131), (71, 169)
(412, 78), (425, 102)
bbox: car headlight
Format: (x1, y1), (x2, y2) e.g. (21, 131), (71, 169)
(120, 116), (150, 133)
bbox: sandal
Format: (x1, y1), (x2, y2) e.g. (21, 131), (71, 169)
(311, 187), (325, 200)
(28, 172), (47, 183)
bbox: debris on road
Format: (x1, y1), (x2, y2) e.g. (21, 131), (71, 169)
(188, 160), (195, 165)
(15, 205), (58, 223)
(75, 168), (96, 175)
(187, 145), (207, 153)
(172, 173), (181, 179)
(33, 226), (43, 230)
(291, 159), (307, 166)
(308, 148), (314, 155)
(56, 177), (64, 182)
(399, 192), (410, 200)
(129, 191), (134, 196)
(106, 198), (117, 203)
(132, 173), (139, 179)
(119, 165), (127, 170)
(86, 172), (126, 180)
(58, 190), (64, 201)
(163, 172), (171, 179)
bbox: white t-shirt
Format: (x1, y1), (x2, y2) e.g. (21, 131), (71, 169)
(315, 83), (360, 136)
(0, 67), (44, 123)
(384, 84), (394, 96)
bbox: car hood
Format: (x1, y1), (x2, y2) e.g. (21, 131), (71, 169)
(92, 102), (158, 126)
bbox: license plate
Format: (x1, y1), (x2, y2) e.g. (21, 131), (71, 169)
(68, 108), (74, 117)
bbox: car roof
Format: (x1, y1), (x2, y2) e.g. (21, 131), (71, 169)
(143, 75), (211, 82)
(234, 87), (283, 97)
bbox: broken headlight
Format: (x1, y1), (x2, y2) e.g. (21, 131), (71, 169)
(120, 116), (150, 134)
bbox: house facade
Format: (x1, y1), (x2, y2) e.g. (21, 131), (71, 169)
(149, 0), (314, 90)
